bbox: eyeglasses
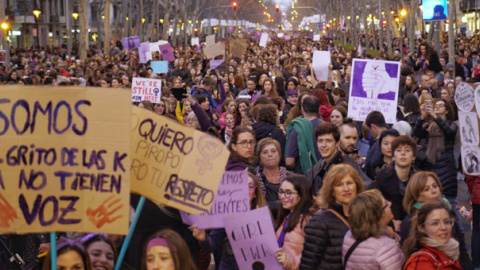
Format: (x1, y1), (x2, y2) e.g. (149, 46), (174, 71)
(434, 103), (446, 108)
(236, 141), (256, 147)
(424, 219), (454, 229)
(278, 189), (298, 198)
(186, 118), (198, 123)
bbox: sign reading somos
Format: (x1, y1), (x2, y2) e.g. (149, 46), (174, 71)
(0, 86), (131, 235)
(130, 106), (229, 214)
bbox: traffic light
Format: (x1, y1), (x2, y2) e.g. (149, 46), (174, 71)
(233, 1), (237, 10)
(275, 5), (279, 12)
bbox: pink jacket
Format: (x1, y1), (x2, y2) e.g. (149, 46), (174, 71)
(276, 214), (311, 270)
(342, 230), (405, 270)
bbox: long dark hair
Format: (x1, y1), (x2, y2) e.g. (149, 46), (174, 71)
(275, 173), (313, 233)
(227, 126), (256, 164)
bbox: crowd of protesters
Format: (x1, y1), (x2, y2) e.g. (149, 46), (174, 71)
(1, 28), (480, 270)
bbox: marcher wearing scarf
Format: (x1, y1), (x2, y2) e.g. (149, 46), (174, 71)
(426, 121), (445, 165)
(420, 237), (460, 261)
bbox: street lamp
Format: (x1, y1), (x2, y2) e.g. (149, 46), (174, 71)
(33, 7), (41, 47)
(72, 8), (79, 47)
(399, 9), (407, 58)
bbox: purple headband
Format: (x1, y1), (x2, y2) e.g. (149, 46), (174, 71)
(287, 90), (298, 96)
(57, 237), (85, 253)
(147, 237), (169, 251)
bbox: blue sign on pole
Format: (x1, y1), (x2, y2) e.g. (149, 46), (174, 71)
(422, 0), (448, 21)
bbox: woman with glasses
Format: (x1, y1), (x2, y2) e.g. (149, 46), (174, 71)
(275, 174), (313, 269)
(191, 173), (266, 270)
(402, 200), (462, 270)
(342, 190), (404, 270)
(301, 164), (364, 270)
(226, 126), (256, 173)
(401, 171), (473, 269)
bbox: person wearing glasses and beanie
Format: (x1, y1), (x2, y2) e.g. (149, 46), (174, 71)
(275, 174), (313, 269)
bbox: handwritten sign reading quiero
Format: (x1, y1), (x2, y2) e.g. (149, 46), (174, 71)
(180, 170), (249, 229)
(130, 106), (229, 214)
(0, 86), (131, 235)
(223, 207), (283, 270)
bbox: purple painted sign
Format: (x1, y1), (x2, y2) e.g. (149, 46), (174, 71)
(223, 207), (283, 270)
(181, 171), (249, 229)
(348, 59), (401, 123)
(122, 36), (140, 49)
(159, 43), (175, 61)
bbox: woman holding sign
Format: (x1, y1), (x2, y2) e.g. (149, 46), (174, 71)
(275, 174), (313, 270)
(300, 164), (364, 270)
(191, 173), (266, 270)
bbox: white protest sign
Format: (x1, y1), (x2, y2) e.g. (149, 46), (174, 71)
(459, 111), (479, 145)
(313, 34), (320, 41)
(131, 77), (162, 103)
(475, 86), (480, 119)
(312, 51), (330, 82)
(203, 42), (225, 59)
(461, 145), (480, 175)
(277, 33), (284, 38)
(455, 83), (475, 112)
(223, 207), (283, 270)
(191, 37), (200, 46)
(259, 33), (269, 47)
(180, 171), (249, 229)
(348, 59), (401, 124)
(206, 34), (216, 47)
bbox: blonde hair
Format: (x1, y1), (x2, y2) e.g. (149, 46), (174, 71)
(317, 164), (364, 208)
(349, 190), (384, 240)
(403, 171), (443, 214)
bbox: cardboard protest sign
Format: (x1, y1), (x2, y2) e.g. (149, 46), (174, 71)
(223, 207), (283, 270)
(259, 33), (269, 47)
(455, 83), (475, 112)
(180, 170), (249, 229)
(191, 37), (200, 46)
(348, 59), (401, 124)
(131, 78), (162, 103)
(0, 86), (131, 235)
(159, 43), (175, 61)
(206, 34), (216, 47)
(151, 61), (169, 74)
(139, 42), (152, 64)
(203, 42), (225, 59)
(122, 36), (140, 49)
(130, 107), (229, 214)
(312, 51), (331, 82)
(230, 39), (248, 58)
(313, 34), (320, 41)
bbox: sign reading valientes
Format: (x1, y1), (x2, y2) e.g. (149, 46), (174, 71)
(130, 106), (229, 214)
(0, 86), (131, 235)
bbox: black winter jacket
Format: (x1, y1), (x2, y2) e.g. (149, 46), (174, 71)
(413, 117), (458, 198)
(372, 162), (417, 221)
(300, 203), (349, 270)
